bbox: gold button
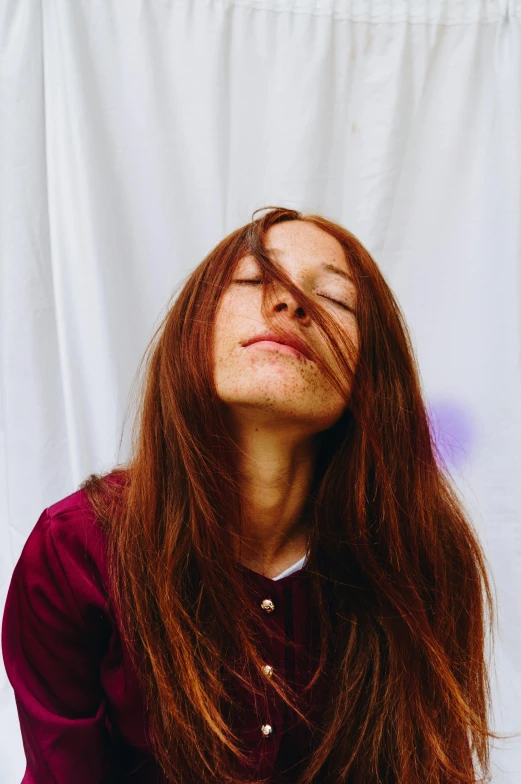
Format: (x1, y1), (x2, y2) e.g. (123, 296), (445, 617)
(260, 598), (275, 613)
(261, 724), (273, 737)
(262, 664), (274, 677)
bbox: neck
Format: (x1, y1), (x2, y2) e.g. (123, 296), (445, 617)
(229, 419), (318, 575)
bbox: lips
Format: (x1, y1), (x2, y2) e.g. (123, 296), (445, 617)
(242, 331), (312, 360)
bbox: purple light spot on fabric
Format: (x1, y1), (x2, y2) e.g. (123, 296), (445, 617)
(426, 398), (476, 470)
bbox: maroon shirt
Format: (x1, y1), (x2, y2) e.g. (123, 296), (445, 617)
(1, 488), (329, 783)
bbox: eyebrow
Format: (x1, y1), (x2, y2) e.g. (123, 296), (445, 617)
(260, 251), (355, 285)
(321, 262), (354, 284)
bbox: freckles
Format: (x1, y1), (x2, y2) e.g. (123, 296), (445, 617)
(217, 337), (339, 409)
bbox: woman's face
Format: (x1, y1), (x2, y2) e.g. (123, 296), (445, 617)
(212, 220), (359, 435)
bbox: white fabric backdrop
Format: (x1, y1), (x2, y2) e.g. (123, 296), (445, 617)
(1, 0), (520, 780)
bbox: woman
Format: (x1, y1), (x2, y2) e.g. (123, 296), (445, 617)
(2, 206), (503, 783)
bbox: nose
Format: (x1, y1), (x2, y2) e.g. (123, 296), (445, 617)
(271, 285), (311, 322)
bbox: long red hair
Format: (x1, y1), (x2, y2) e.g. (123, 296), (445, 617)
(81, 206), (509, 783)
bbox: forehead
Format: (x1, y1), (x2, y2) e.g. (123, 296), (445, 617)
(263, 220), (350, 275)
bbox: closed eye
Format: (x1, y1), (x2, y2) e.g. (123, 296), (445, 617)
(316, 292), (352, 311)
(233, 279), (353, 312)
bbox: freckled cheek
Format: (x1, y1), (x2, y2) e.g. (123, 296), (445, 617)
(214, 300), (250, 341)
(213, 333), (249, 376)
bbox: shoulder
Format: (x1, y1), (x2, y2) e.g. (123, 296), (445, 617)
(12, 487), (113, 625)
(46, 486), (107, 562)
(35, 487), (108, 569)
(47, 486), (91, 519)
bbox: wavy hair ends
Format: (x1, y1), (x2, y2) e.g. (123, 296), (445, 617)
(80, 206), (512, 784)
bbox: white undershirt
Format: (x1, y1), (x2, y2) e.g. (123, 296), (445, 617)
(271, 553), (307, 581)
